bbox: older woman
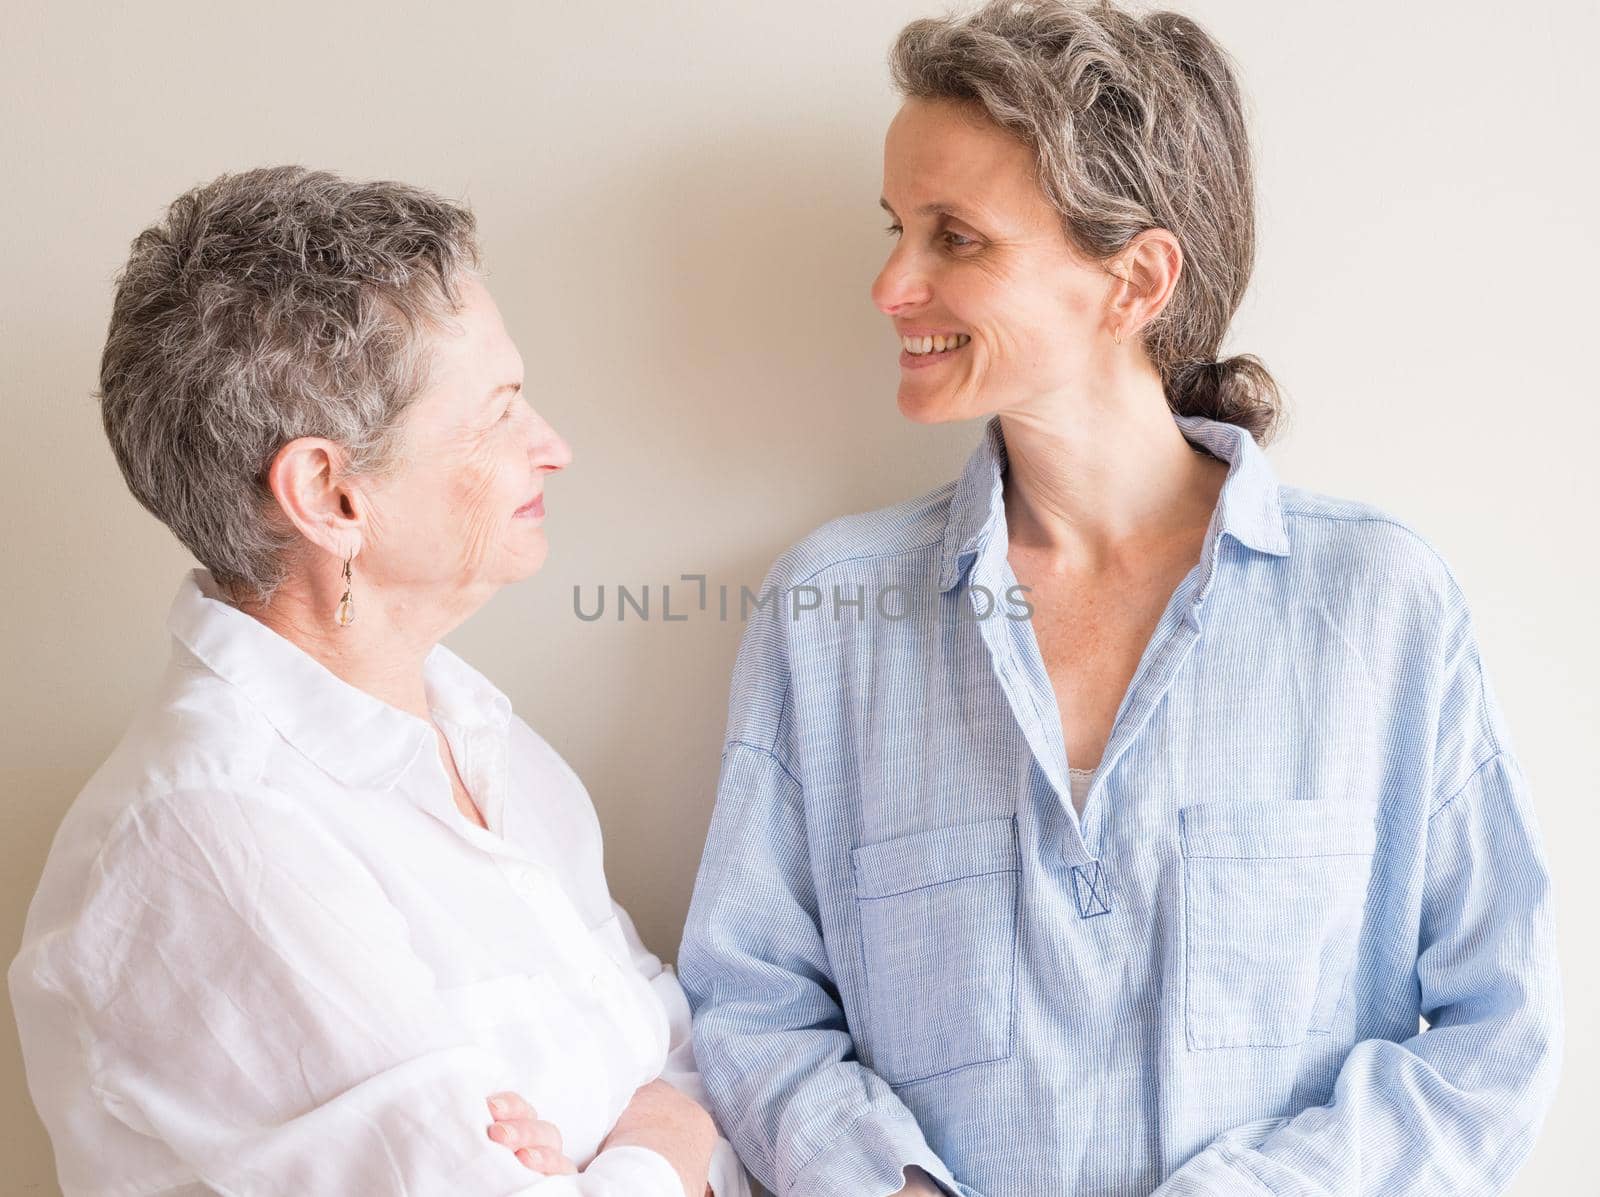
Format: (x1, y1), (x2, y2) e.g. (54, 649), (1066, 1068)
(9, 167), (746, 1197)
(679, 3), (1561, 1195)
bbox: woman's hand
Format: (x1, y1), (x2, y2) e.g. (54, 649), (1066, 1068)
(487, 1091), (578, 1175)
(600, 1078), (718, 1197)
(891, 1165), (946, 1195)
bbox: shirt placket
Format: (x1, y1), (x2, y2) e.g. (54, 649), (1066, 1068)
(438, 724), (663, 1066)
(967, 525), (1223, 902)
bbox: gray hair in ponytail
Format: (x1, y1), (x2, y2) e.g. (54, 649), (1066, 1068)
(890, 0), (1284, 444)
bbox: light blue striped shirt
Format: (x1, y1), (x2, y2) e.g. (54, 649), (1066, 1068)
(679, 413), (1561, 1196)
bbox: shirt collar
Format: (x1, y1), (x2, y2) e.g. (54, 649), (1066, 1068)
(937, 411), (1291, 592)
(166, 569), (512, 791)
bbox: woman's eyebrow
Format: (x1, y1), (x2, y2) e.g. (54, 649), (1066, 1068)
(879, 197), (982, 222)
(479, 381), (521, 414)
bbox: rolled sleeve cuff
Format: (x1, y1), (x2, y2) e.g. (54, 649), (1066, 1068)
(582, 1144), (684, 1195)
(1151, 1144), (1278, 1197)
(788, 1107), (966, 1197)
(708, 1136), (751, 1196)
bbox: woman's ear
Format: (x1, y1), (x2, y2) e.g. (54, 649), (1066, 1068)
(1105, 228), (1184, 339)
(264, 437), (365, 561)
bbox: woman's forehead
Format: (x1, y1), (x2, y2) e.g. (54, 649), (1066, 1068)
(883, 103), (1047, 225)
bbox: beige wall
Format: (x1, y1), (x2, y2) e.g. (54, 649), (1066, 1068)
(3, 0), (1594, 1190)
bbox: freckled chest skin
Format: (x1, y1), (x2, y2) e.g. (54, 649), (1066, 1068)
(1009, 543), (1184, 774)
(1007, 457), (1227, 775)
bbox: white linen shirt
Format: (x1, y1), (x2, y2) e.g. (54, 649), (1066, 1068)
(10, 569), (748, 1197)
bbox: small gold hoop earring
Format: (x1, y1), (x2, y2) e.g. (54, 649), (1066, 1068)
(1112, 327), (1125, 346)
(335, 555), (355, 627)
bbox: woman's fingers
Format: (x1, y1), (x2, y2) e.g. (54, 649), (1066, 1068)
(486, 1091), (570, 1169)
(516, 1145), (579, 1174)
(487, 1091), (535, 1122)
(487, 1115), (565, 1153)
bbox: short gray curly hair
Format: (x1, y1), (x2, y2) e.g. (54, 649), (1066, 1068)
(891, 0), (1283, 444)
(98, 165), (481, 599)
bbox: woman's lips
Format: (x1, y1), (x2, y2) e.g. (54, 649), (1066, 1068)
(514, 494), (544, 519)
(899, 340), (969, 370)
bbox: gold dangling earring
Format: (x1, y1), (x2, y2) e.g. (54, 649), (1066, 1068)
(1112, 326), (1124, 346)
(335, 555), (355, 627)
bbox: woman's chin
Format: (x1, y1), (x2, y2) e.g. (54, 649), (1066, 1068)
(498, 532), (550, 586)
(897, 384), (977, 425)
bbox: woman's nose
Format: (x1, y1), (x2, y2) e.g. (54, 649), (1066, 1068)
(530, 417), (573, 473)
(871, 248), (931, 316)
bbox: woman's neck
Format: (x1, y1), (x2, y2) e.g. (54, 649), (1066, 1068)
(998, 378), (1225, 568)
(233, 571), (448, 723)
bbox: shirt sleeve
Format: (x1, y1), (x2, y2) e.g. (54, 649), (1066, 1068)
(1152, 617), (1563, 1195)
(32, 785), (684, 1197)
(608, 900), (751, 1197)
(679, 743), (968, 1197)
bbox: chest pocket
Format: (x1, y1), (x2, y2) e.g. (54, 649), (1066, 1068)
(1180, 800), (1378, 1051)
(850, 816), (1019, 1085)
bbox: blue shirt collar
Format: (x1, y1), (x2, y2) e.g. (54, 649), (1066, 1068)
(937, 411), (1291, 592)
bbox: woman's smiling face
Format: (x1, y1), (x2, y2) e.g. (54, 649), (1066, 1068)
(356, 274), (572, 608)
(872, 97), (1117, 424)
